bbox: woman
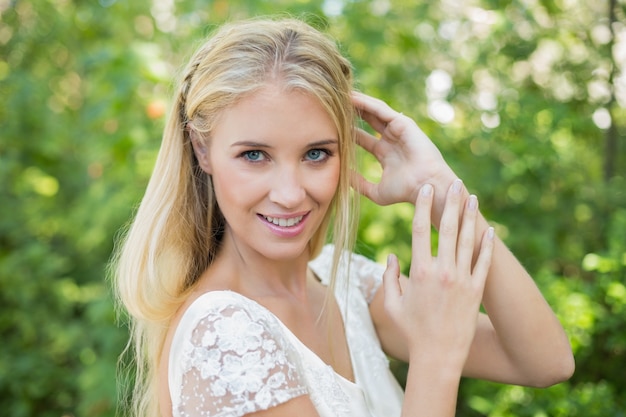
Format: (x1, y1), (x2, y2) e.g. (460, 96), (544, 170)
(113, 17), (574, 417)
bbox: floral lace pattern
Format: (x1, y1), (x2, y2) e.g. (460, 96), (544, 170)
(170, 245), (403, 417)
(174, 300), (308, 417)
(309, 245), (404, 417)
(305, 364), (352, 416)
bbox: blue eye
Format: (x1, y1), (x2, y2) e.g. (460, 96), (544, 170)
(242, 150), (265, 161)
(305, 149), (329, 162)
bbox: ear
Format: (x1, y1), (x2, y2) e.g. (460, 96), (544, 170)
(189, 129), (212, 174)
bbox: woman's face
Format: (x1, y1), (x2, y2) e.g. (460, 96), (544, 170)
(201, 85), (340, 261)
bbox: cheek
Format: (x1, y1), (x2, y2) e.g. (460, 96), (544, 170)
(211, 168), (257, 211)
(311, 164), (341, 203)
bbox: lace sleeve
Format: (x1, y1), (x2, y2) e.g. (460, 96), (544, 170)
(309, 245), (385, 305)
(351, 252), (385, 305)
(171, 296), (309, 417)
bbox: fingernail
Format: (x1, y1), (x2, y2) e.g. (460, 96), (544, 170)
(487, 227), (495, 240)
(468, 195), (478, 211)
(452, 178), (463, 194)
(421, 184), (433, 196)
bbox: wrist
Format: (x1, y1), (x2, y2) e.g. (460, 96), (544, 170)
(409, 346), (467, 376)
(429, 170), (466, 228)
(407, 168), (458, 206)
(402, 351), (463, 417)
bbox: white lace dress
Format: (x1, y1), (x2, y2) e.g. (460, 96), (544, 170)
(169, 245), (405, 417)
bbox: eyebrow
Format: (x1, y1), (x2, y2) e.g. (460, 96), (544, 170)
(230, 139), (339, 148)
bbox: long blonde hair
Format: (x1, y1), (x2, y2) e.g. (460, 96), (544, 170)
(112, 17), (358, 416)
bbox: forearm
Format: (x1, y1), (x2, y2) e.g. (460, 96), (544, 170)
(477, 215), (574, 385)
(402, 354), (462, 417)
(429, 175), (573, 385)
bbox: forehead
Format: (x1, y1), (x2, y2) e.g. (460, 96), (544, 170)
(211, 85), (338, 146)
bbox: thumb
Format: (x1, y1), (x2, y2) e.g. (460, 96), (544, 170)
(383, 253), (402, 314)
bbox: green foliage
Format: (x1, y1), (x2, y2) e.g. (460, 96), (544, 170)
(1, 0), (625, 415)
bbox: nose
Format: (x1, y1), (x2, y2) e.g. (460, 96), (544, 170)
(268, 165), (306, 209)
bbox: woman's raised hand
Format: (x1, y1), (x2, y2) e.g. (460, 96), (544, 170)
(351, 91), (456, 207)
(382, 180), (495, 367)
(353, 90), (495, 361)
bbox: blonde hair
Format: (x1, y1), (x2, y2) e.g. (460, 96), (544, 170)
(112, 17), (358, 417)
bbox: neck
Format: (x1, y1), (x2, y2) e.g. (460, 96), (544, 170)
(208, 230), (313, 300)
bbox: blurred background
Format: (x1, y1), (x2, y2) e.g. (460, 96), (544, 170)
(1, 0), (625, 415)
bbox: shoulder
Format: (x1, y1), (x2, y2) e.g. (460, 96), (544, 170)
(309, 245), (385, 304)
(179, 290), (271, 327)
(173, 291), (291, 359)
(169, 291), (308, 417)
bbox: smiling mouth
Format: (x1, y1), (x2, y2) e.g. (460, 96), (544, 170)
(262, 215), (305, 227)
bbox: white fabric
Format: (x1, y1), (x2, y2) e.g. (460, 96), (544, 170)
(169, 244), (404, 417)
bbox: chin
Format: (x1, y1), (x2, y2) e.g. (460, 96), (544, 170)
(255, 240), (311, 261)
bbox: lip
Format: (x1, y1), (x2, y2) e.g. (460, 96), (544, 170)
(258, 212), (310, 238)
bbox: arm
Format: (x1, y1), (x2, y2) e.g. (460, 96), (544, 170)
(462, 207), (575, 387)
(352, 91), (574, 387)
(371, 206), (574, 387)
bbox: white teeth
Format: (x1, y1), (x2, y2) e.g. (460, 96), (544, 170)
(264, 215), (304, 227)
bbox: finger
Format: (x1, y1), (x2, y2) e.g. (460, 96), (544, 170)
(355, 128), (381, 155)
(411, 183), (434, 276)
(352, 91), (398, 131)
(456, 194), (479, 274)
(353, 93), (416, 147)
(436, 179), (464, 266)
(359, 109), (388, 135)
(382, 253), (402, 315)
(471, 227), (495, 290)
(350, 170), (378, 202)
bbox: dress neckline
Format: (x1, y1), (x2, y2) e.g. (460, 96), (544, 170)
(190, 289), (358, 387)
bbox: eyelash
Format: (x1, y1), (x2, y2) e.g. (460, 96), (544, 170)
(239, 149), (333, 164)
(305, 148), (333, 162)
(241, 150), (266, 162)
